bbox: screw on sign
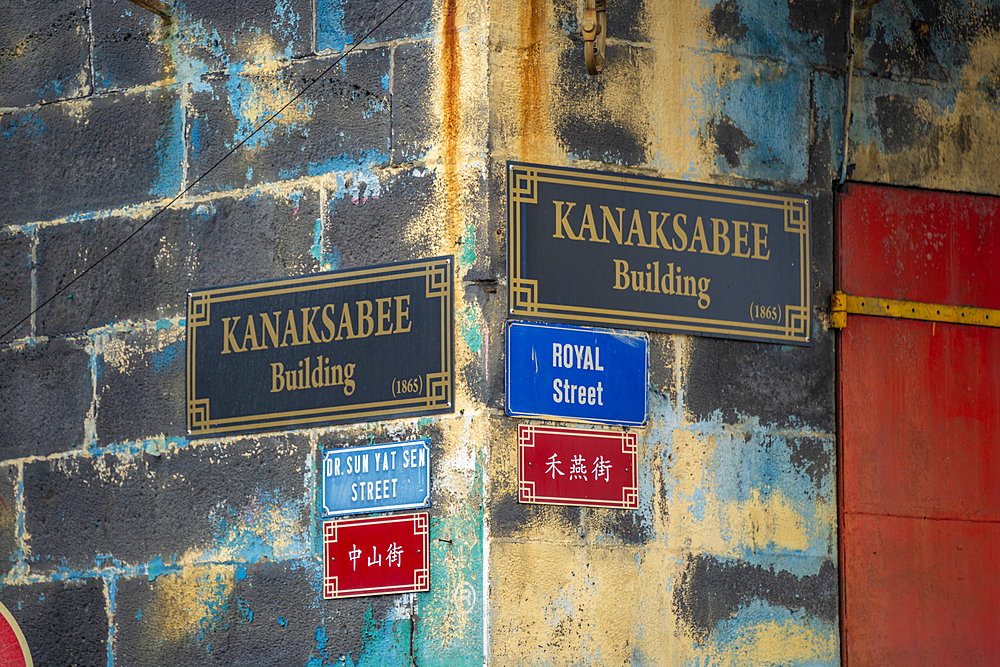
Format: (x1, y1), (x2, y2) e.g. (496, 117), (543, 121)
(0, 603), (31, 667)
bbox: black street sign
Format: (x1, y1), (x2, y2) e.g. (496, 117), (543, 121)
(187, 257), (454, 436)
(508, 162), (811, 345)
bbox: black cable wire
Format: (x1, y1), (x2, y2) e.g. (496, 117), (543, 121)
(1, 0), (412, 342)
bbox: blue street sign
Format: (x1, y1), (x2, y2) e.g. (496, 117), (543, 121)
(505, 321), (648, 427)
(321, 440), (430, 517)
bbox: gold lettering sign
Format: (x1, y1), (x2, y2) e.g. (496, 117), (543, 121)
(187, 257), (454, 436)
(508, 162), (810, 345)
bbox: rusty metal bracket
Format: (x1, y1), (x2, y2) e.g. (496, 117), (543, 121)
(831, 291), (1000, 329)
(582, 0), (607, 75)
(125, 0), (172, 22)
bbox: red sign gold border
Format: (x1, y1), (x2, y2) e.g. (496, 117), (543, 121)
(0, 602), (32, 667)
(518, 424), (638, 509)
(323, 512), (430, 599)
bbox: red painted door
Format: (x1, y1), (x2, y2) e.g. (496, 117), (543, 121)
(837, 183), (1000, 665)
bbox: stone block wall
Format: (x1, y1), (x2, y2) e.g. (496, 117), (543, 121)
(1, 0), (486, 664)
(3, 0), (999, 664)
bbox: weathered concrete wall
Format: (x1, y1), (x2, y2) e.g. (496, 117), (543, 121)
(481, 0), (1000, 664)
(847, 1), (1000, 196)
(1, 0), (488, 663)
(2, 0), (999, 664)
(485, 0), (841, 663)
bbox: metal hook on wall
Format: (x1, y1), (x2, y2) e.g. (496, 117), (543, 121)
(125, 0), (172, 23)
(582, 0), (607, 74)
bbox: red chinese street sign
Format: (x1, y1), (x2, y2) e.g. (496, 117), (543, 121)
(518, 425), (638, 509)
(323, 512), (430, 599)
(0, 603), (31, 667)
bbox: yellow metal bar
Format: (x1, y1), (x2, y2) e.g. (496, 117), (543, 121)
(831, 291), (1000, 329)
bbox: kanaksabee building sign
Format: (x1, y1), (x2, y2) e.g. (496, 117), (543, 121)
(186, 256), (454, 436)
(507, 162), (811, 345)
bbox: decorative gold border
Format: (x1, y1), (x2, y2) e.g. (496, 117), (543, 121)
(322, 512), (431, 600)
(187, 258), (453, 435)
(187, 399), (210, 432)
(507, 162), (811, 344)
(517, 425), (639, 509)
(511, 279), (539, 313)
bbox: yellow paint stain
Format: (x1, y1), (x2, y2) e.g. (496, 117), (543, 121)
(143, 564), (235, 645)
(487, 0), (564, 168)
(171, 489), (307, 566)
(852, 34), (1000, 195)
(100, 326), (184, 374)
(491, 540), (641, 665)
(61, 97), (94, 123)
(436, 413), (484, 484)
(485, 419), (585, 545)
(627, 545), (686, 659)
(448, 298), (485, 419)
(663, 428), (733, 554)
(693, 618), (838, 666)
(664, 429), (832, 557)
(647, 4), (717, 177)
(228, 66), (313, 150)
(441, 0), (463, 247)
(722, 488), (811, 553)
(517, 0), (547, 163)
(0, 496), (13, 538)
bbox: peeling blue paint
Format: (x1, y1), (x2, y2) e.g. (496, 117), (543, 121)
(413, 453), (485, 665)
(703, 598), (836, 666)
(700, 61), (811, 181)
(150, 89), (185, 198)
(236, 596), (253, 623)
(459, 220), (476, 266)
(698, 0), (827, 64)
(65, 209), (109, 224)
(204, 489), (308, 564)
(192, 202), (217, 219)
(3, 114), (45, 141)
(168, 7), (227, 85)
(316, 2), (351, 53)
(306, 625), (331, 667)
(457, 304), (482, 356)
(276, 150), (390, 184)
(9, 467), (28, 579)
(190, 115), (204, 154)
(225, 61), (315, 151)
(355, 603), (412, 667)
(195, 570), (233, 644)
(660, 409), (834, 579)
(104, 571), (118, 667)
(151, 340), (183, 373)
(311, 218), (340, 269)
(272, 0), (303, 55)
(146, 555), (180, 581)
